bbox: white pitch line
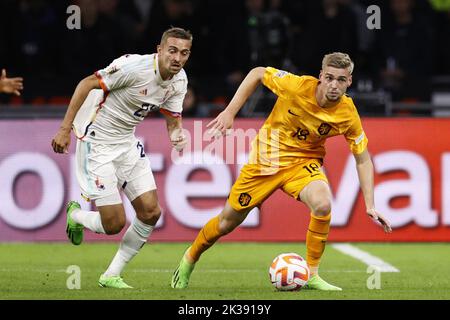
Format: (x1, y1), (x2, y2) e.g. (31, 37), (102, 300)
(332, 243), (400, 272)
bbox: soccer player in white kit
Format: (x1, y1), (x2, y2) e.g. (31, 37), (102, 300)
(51, 27), (192, 288)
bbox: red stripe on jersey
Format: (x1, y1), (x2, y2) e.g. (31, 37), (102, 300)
(159, 108), (182, 118)
(94, 71), (109, 93)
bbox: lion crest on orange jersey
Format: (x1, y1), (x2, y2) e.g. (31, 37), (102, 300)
(238, 193), (252, 207)
(318, 123), (332, 135)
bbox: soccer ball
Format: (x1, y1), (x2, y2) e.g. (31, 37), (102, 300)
(269, 253), (310, 291)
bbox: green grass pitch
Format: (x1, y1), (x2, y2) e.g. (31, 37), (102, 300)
(0, 242), (449, 300)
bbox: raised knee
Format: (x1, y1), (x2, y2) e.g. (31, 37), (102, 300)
(104, 218), (126, 235)
(139, 203), (161, 225)
(312, 201), (331, 217)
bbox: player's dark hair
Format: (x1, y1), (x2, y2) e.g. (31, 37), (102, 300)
(160, 27), (193, 44)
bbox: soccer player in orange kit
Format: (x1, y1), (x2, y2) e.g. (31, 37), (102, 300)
(171, 52), (392, 291)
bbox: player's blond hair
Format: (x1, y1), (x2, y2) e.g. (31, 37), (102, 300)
(160, 27), (193, 44)
(322, 52), (354, 74)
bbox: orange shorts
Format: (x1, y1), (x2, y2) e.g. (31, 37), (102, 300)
(228, 158), (328, 212)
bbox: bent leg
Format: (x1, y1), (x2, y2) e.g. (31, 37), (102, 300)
(281, 159), (331, 274)
(172, 163), (281, 289)
(103, 190), (159, 281)
(299, 180), (341, 291)
(98, 203), (136, 288)
(187, 202), (250, 263)
(67, 195), (125, 245)
(299, 180), (332, 274)
(72, 139), (125, 236)
(101, 140), (160, 287)
(171, 202), (250, 289)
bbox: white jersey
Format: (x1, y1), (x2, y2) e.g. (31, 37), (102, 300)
(72, 53), (187, 144)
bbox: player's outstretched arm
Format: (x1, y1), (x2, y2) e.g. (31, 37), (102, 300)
(0, 69), (23, 96)
(354, 149), (392, 233)
(51, 74), (101, 154)
(207, 67), (266, 137)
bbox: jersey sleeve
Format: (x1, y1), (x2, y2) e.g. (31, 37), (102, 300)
(95, 54), (140, 92)
(344, 109), (368, 155)
(262, 67), (304, 100)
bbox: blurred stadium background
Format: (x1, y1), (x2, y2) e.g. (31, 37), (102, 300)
(0, 0), (449, 300)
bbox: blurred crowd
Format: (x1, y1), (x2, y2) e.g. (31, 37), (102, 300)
(0, 0), (449, 116)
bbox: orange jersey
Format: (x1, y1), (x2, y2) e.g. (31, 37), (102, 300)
(248, 67), (368, 168)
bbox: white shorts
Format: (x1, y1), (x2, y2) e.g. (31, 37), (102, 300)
(75, 137), (156, 206)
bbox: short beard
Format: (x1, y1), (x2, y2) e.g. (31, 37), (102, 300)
(326, 94), (340, 102)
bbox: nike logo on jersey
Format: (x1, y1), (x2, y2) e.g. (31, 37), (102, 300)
(310, 174), (320, 177)
(288, 109), (300, 117)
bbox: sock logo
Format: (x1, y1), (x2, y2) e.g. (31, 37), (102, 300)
(238, 193), (252, 207)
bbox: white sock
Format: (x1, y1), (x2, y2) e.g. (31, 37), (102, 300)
(71, 209), (106, 234)
(103, 217), (154, 277)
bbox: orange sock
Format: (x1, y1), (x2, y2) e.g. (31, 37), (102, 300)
(306, 213), (331, 269)
(188, 215), (222, 262)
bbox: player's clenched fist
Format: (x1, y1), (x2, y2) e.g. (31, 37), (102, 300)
(51, 129), (71, 154)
